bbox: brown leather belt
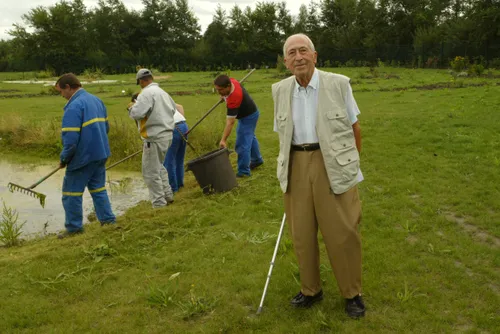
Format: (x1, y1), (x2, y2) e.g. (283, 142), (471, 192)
(291, 143), (320, 151)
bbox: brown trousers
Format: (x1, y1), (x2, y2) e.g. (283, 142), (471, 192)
(284, 150), (362, 298)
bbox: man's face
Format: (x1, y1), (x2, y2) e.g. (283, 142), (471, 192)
(56, 84), (73, 100)
(214, 84), (231, 97)
(284, 36), (317, 78)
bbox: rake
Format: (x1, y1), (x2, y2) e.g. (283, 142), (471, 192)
(7, 166), (63, 208)
(6, 148), (144, 208)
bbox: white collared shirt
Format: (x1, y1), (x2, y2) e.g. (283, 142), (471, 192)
(273, 69), (360, 144)
(274, 69), (363, 182)
(173, 110), (186, 123)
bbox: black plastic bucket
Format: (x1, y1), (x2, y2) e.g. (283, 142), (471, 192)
(186, 148), (238, 194)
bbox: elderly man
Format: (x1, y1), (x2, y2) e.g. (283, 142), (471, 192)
(56, 73), (116, 238)
(272, 33), (366, 318)
(128, 69), (176, 208)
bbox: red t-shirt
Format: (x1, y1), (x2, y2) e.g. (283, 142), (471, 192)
(225, 78), (258, 119)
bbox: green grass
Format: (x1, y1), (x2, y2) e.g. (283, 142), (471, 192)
(0, 68), (499, 333)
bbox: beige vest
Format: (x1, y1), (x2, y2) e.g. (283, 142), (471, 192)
(272, 70), (360, 194)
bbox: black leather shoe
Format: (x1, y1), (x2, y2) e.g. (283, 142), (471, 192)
(290, 290), (323, 308)
(345, 295), (365, 318)
(250, 161), (263, 170)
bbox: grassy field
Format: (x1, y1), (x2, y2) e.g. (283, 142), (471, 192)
(0, 67), (499, 333)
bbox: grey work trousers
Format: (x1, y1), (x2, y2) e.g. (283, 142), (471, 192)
(142, 139), (173, 208)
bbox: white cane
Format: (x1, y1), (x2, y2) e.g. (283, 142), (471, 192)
(256, 213), (286, 314)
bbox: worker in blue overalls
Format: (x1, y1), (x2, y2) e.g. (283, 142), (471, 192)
(55, 73), (116, 238)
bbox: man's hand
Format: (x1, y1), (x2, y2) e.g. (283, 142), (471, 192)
(219, 140), (227, 149)
(127, 101), (135, 110)
(59, 162), (67, 169)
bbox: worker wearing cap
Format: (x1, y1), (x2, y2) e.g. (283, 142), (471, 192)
(127, 69), (176, 208)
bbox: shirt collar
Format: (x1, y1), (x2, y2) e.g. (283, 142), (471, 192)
(144, 82), (158, 89)
(64, 88), (83, 108)
(294, 68), (319, 93)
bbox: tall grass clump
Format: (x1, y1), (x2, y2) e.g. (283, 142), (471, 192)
(34, 69), (55, 79)
(0, 115), (145, 163)
(107, 117), (143, 165)
(184, 109), (226, 159)
(0, 202), (25, 247)
(0, 115), (61, 156)
(83, 67), (104, 81)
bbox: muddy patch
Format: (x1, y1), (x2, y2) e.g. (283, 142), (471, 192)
(446, 213), (500, 248)
(406, 235), (418, 245)
(454, 261), (474, 277)
(0, 161), (148, 238)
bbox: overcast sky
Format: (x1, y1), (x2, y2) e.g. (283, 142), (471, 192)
(0, 0), (310, 41)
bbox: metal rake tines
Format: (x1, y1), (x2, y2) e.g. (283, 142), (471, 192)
(38, 194), (47, 208)
(7, 183), (47, 208)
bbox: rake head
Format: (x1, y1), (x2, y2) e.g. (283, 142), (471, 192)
(7, 183), (47, 208)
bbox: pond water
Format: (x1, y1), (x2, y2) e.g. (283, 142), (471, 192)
(0, 161), (148, 238)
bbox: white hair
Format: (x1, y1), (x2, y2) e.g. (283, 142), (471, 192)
(283, 33), (316, 57)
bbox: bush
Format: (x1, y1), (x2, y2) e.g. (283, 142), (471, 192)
(34, 69), (55, 79)
(344, 59), (356, 67)
(83, 67), (104, 80)
(40, 85), (60, 96)
(450, 56), (468, 72)
(468, 64), (485, 76)
(489, 57), (500, 69)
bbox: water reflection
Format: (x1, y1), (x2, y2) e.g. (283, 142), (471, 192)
(0, 161), (148, 238)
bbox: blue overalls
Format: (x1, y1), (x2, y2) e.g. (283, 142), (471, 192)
(60, 89), (115, 232)
(164, 121), (188, 192)
(235, 110), (263, 176)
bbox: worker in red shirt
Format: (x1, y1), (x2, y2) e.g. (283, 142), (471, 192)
(214, 75), (264, 177)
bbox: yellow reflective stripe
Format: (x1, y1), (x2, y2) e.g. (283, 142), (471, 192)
(62, 127), (81, 132)
(140, 117), (148, 138)
(82, 117), (108, 128)
(89, 187), (106, 194)
(62, 192), (83, 196)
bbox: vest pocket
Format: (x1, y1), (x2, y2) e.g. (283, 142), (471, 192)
(276, 114), (287, 129)
(326, 109), (347, 120)
(326, 109), (351, 133)
(330, 130), (355, 150)
(335, 148), (359, 180)
(276, 154), (286, 181)
(335, 148), (359, 165)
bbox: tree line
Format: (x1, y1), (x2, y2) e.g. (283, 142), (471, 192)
(0, 0), (499, 74)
